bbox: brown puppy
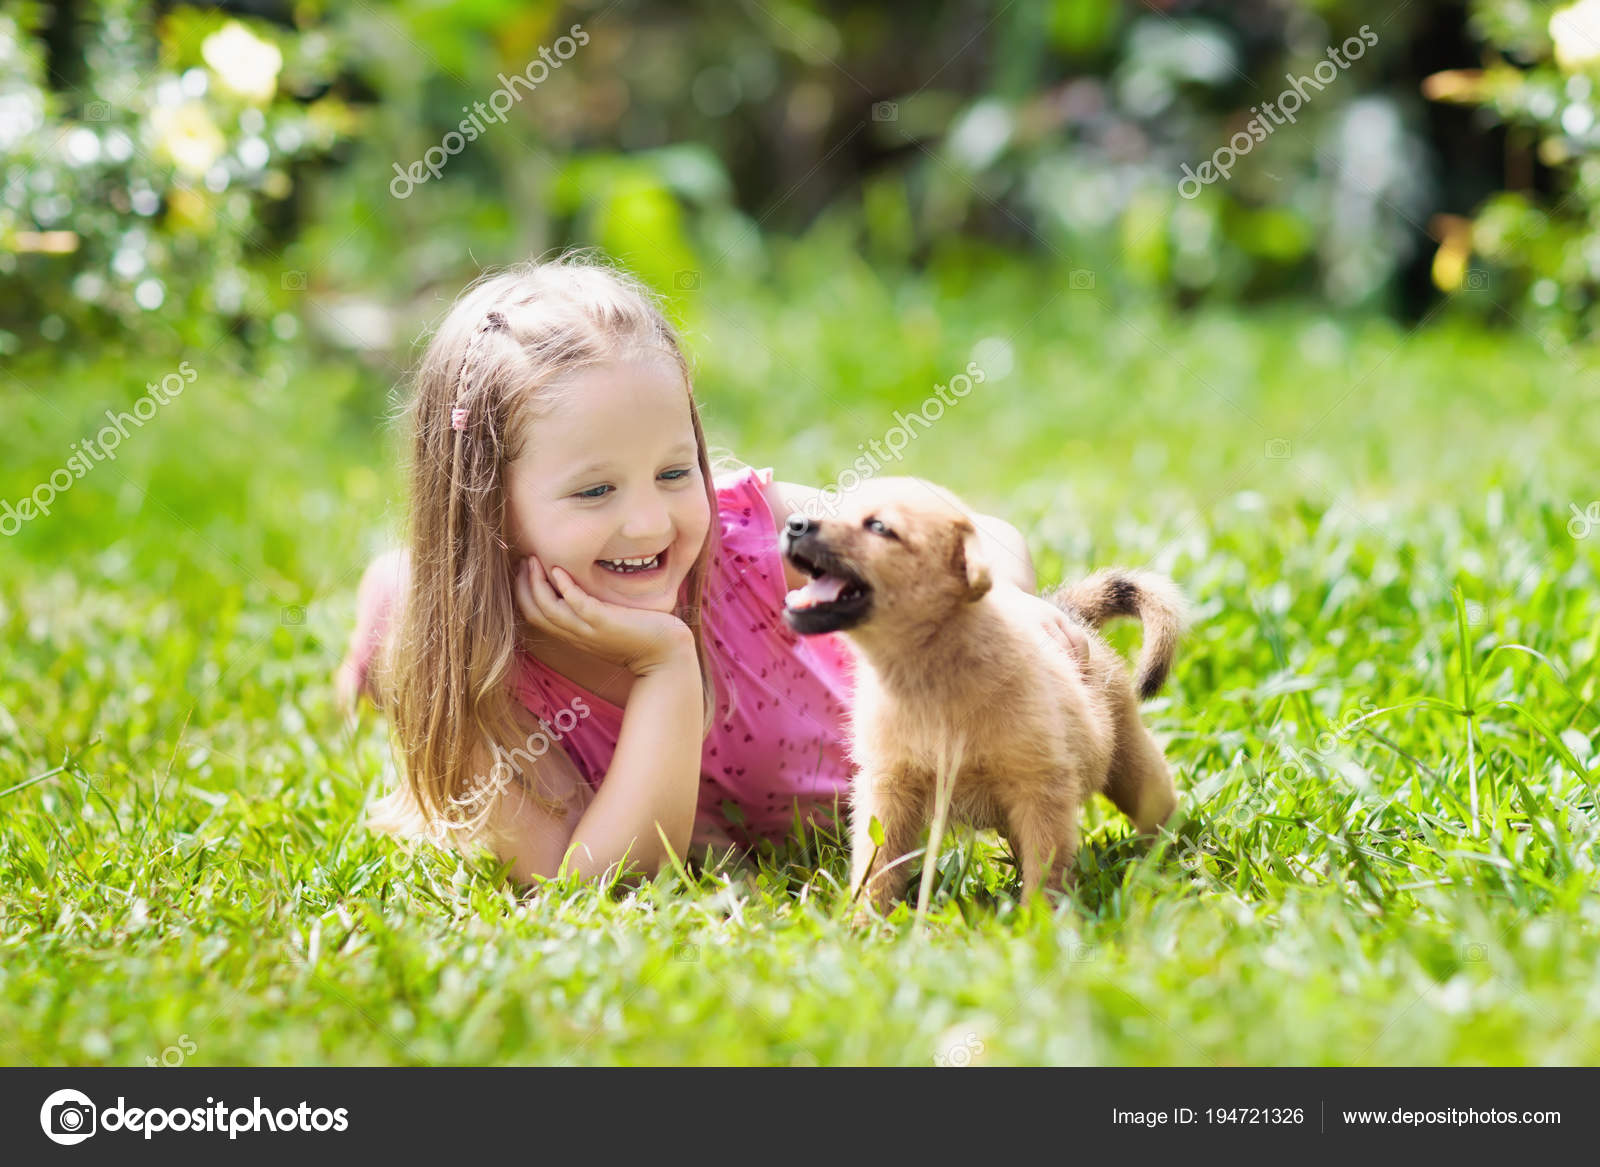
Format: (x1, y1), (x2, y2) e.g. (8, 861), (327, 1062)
(780, 477), (1183, 916)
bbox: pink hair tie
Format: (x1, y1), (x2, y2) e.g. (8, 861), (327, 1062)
(450, 407), (469, 431)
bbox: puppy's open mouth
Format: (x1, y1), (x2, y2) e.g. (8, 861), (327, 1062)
(782, 541), (873, 634)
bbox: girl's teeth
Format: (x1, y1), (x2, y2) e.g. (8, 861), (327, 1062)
(600, 553), (661, 573)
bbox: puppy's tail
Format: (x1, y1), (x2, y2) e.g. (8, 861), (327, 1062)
(1048, 569), (1186, 699)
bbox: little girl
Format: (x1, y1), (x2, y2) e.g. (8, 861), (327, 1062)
(339, 253), (1086, 888)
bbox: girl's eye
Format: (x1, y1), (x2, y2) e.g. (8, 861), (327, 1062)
(576, 468), (690, 499)
(864, 517), (896, 538)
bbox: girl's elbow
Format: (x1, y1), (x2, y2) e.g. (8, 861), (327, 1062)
(558, 826), (670, 887)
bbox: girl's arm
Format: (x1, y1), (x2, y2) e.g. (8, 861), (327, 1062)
(468, 735), (594, 884)
(556, 635), (701, 879)
(474, 635), (702, 886)
(500, 556), (705, 884)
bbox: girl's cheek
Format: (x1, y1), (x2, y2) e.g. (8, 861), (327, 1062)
(502, 495), (543, 557)
(537, 513), (598, 557)
(678, 497), (712, 553)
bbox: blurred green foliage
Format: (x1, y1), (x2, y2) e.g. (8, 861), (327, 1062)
(1422, 0), (1600, 339)
(9, 0), (1600, 355)
(305, 0), (1446, 341)
(0, 0), (353, 350)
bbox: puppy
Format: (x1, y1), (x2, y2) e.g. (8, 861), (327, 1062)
(779, 477), (1183, 916)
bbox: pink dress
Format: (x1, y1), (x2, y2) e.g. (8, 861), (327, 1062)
(510, 464), (858, 849)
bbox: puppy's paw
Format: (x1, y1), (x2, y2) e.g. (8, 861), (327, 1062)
(846, 904), (878, 930)
(845, 890), (896, 929)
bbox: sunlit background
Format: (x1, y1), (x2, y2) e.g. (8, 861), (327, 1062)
(8, 1), (1600, 349)
(5, 0), (1600, 1068)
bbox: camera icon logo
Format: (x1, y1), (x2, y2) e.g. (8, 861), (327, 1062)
(1069, 269), (1095, 290)
(932, 1032), (985, 1067)
(84, 101), (110, 122)
(1568, 501), (1600, 540)
(40, 1089), (97, 1145)
(1264, 438), (1292, 460)
(281, 270), (308, 291)
(1463, 270), (1488, 290)
(281, 605), (306, 626)
(674, 270), (700, 291)
(871, 101), (899, 122)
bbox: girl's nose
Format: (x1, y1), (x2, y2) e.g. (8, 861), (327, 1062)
(620, 491), (672, 541)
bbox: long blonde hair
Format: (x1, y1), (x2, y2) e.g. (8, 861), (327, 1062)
(376, 252), (721, 842)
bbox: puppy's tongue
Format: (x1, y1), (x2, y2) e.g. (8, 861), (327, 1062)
(786, 574), (849, 610)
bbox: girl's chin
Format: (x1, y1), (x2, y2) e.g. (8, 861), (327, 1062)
(600, 589), (679, 613)
(590, 570), (688, 612)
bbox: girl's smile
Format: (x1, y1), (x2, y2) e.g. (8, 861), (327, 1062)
(596, 546), (669, 575)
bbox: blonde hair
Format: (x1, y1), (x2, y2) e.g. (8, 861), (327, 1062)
(376, 252), (722, 843)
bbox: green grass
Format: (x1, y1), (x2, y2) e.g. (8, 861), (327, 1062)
(3, 248), (1599, 1065)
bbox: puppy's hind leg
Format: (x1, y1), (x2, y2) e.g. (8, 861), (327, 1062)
(1104, 702), (1177, 833)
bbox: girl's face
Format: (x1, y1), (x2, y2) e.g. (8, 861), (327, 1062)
(503, 355), (711, 615)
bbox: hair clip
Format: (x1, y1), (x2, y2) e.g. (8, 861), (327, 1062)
(448, 311), (508, 435)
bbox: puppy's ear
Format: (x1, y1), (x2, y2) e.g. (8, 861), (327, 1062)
(954, 520), (992, 601)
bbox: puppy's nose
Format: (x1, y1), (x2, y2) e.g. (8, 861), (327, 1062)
(783, 513), (814, 546)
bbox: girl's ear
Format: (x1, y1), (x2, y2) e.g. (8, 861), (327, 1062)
(956, 521), (992, 601)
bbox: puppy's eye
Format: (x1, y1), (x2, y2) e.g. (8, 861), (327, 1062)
(864, 517), (897, 539)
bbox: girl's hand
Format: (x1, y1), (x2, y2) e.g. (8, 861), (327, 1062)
(513, 555), (695, 677)
(993, 585), (1090, 674)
